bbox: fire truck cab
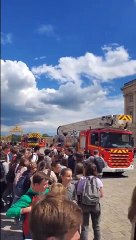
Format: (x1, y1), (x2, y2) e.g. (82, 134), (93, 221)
(57, 114), (134, 173)
(79, 128), (134, 173)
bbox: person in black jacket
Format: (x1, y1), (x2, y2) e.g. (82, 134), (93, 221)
(84, 150), (106, 178)
(66, 148), (75, 174)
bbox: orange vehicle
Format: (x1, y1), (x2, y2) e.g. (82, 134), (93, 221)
(78, 128), (134, 173)
(21, 133), (46, 148)
(57, 114), (134, 173)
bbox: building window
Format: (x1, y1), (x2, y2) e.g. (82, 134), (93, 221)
(129, 111), (133, 122)
(129, 94), (133, 102)
(90, 132), (99, 146)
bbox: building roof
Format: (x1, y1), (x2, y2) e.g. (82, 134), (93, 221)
(121, 79), (136, 90)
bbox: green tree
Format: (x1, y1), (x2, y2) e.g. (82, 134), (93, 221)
(11, 134), (21, 142)
(42, 133), (50, 137)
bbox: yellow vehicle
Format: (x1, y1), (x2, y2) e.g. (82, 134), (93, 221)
(21, 133), (46, 148)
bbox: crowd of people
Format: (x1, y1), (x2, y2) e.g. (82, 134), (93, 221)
(0, 142), (136, 240)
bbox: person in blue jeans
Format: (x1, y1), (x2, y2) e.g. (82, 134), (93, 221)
(77, 162), (104, 240)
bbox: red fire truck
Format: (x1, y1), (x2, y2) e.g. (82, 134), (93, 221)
(21, 133), (46, 148)
(57, 114), (134, 173)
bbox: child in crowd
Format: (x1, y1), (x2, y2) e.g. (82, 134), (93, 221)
(50, 182), (66, 196)
(61, 168), (77, 202)
(29, 192), (83, 240)
(128, 186), (136, 240)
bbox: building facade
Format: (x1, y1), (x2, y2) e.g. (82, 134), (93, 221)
(121, 79), (136, 148)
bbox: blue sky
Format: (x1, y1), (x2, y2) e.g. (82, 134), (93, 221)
(1, 0), (136, 135)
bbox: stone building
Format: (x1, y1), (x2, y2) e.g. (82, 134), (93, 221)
(121, 79), (136, 148)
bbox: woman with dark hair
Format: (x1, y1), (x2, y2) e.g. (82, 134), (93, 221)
(12, 157), (30, 204)
(2, 153), (23, 208)
(37, 160), (57, 184)
(77, 162), (104, 240)
(36, 154), (45, 165)
(74, 162), (84, 180)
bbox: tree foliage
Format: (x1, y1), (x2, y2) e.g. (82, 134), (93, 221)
(11, 134), (21, 142)
(42, 133), (50, 137)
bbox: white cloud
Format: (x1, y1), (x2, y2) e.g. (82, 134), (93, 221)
(37, 24), (54, 35)
(32, 45), (136, 83)
(1, 32), (12, 45)
(34, 56), (46, 61)
(37, 24), (60, 40)
(1, 60), (37, 106)
(1, 45), (136, 135)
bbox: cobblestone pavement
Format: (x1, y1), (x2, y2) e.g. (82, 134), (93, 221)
(1, 157), (136, 240)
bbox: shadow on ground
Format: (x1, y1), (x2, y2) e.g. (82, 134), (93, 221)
(102, 172), (128, 179)
(1, 213), (23, 240)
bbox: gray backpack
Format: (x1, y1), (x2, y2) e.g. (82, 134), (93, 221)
(81, 177), (100, 206)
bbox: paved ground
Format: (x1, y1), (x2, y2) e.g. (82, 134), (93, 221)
(1, 156), (136, 240)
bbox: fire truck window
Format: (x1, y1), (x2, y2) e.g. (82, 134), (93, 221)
(100, 132), (132, 148)
(91, 133), (98, 146)
(100, 133), (109, 147)
(27, 137), (38, 143)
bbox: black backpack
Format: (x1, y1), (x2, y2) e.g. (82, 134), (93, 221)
(15, 171), (31, 197)
(6, 166), (15, 183)
(0, 161), (5, 180)
(93, 156), (105, 173)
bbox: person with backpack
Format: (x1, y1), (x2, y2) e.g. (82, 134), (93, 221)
(6, 171), (49, 240)
(77, 162), (104, 240)
(85, 150), (106, 178)
(13, 161), (37, 202)
(2, 152), (23, 209)
(12, 157), (30, 204)
(0, 151), (9, 211)
(37, 160), (58, 184)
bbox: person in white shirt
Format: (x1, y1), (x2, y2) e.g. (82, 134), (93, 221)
(0, 151), (9, 210)
(31, 146), (40, 163)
